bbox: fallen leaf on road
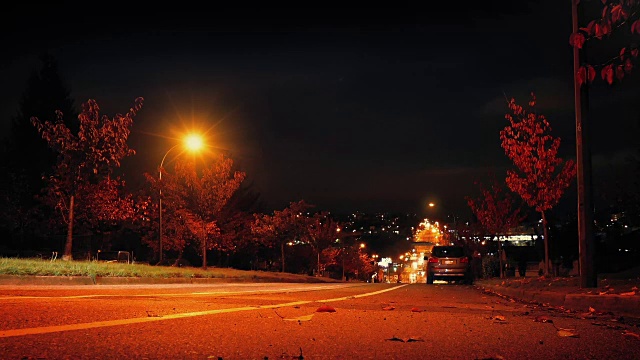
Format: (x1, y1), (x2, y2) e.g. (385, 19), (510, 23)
(146, 310), (161, 317)
(534, 316), (552, 323)
(622, 330), (640, 340)
(385, 336), (425, 342)
(316, 305), (336, 313)
(557, 328), (579, 338)
(589, 307), (596, 313)
(382, 306), (396, 311)
(494, 315), (506, 321)
(620, 291), (636, 296)
(478, 355), (505, 360)
(410, 307), (423, 313)
(386, 336), (405, 342)
(283, 314), (314, 322)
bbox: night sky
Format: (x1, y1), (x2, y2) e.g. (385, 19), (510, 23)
(2, 2), (639, 218)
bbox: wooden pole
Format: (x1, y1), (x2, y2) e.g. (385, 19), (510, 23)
(571, 0), (596, 288)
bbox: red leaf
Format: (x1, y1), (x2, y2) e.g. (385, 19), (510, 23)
(580, 20), (596, 36)
(624, 59), (633, 73)
(616, 65), (625, 81)
(594, 23), (603, 39)
(382, 306), (396, 311)
(569, 33), (585, 49)
(620, 47), (626, 58)
(587, 65), (596, 82)
(585, 20), (597, 36)
(632, 20), (640, 35)
(602, 3), (610, 18)
(611, 5), (626, 24)
(601, 64), (614, 84)
(411, 307), (423, 313)
(632, 49), (639, 58)
(316, 305), (336, 313)
(601, 20), (612, 36)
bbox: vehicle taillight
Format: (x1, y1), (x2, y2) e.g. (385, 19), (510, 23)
(460, 257), (469, 263)
(427, 257), (439, 263)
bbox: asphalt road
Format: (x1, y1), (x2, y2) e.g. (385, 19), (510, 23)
(1, 282), (639, 359)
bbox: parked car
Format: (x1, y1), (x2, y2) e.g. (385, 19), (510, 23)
(425, 245), (472, 284)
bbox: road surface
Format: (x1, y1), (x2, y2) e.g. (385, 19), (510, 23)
(1, 282), (638, 359)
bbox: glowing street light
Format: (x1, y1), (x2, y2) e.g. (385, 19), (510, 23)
(158, 133), (205, 264)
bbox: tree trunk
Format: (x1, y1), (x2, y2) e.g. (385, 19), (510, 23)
(317, 250), (320, 276)
(280, 242), (285, 272)
(541, 211), (549, 276)
(173, 249), (184, 267)
(202, 221), (207, 270)
(498, 236), (504, 279)
(62, 195), (75, 261)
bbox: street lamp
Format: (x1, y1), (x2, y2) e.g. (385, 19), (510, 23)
(158, 133), (205, 264)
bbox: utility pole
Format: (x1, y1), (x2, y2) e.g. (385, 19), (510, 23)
(571, 0), (596, 288)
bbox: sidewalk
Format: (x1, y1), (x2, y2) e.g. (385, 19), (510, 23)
(474, 266), (640, 319)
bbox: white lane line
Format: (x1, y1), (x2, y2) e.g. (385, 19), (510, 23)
(0, 284), (353, 300)
(0, 285), (406, 338)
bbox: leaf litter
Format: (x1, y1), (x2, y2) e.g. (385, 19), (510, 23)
(283, 314), (314, 322)
(315, 305), (336, 313)
(385, 336), (425, 342)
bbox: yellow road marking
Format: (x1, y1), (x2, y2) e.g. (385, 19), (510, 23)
(0, 284), (349, 300)
(0, 285), (407, 338)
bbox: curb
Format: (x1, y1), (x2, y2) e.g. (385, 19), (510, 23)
(0, 275), (95, 286)
(478, 284), (640, 319)
(0, 275), (339, 286)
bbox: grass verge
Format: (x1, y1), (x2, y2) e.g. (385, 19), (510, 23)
(0, 257), (338, 283)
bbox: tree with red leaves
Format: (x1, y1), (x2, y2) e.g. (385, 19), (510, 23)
(304, 211), (341, 276)
(466, 174), (523, 278)
(251, 200), (313, 273)
(500, 93), (577, 275)
(156, 155), (246, 269)
(31, 98), (143, 260)
(570, 0), (640, 86)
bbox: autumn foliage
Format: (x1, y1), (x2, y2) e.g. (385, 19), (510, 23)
(251, 200), (313, 272)
(466, 175), (523, 277)
(31, 98), (143, 260)
(570, 0), (640, 85)
(500, 93), (576, 274)
(304, 211), (341, 275)
(143, 155), (246, 267)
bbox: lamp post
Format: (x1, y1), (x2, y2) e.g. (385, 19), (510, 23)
(158, 134), (205, 264)
(427, 201), (458, 244)
(358, 243), (365, 280)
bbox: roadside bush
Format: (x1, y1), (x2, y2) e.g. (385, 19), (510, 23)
(482, 255), (500, 279)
